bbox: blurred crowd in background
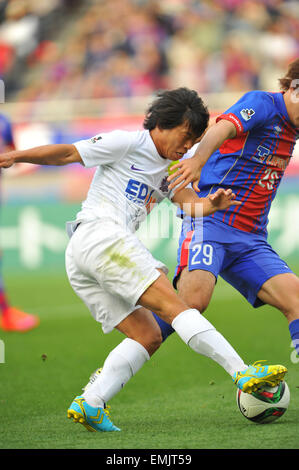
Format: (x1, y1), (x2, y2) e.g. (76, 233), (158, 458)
(0, 0), (298, 103)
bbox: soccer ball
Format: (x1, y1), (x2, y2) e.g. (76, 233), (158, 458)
(236, 381), (290, 424)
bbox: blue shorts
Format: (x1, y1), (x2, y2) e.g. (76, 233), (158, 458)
(174, 216), (294, 308)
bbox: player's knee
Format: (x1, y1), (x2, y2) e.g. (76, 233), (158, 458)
(144, 332), (163, 356)
(150, 329), (163, 353)
(184, 298), (209, 313)
(277, 286), (299, 322)
(134, 328), (163, 356)
(281, 297), (299, 322)
(177, 284), (210, 313)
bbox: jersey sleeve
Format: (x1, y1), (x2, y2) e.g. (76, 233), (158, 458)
(216, 91), (271, 136)
(73, 130), (134, 167)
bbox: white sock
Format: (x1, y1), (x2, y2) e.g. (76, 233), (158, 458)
(83, 338), (150, 408)
(172, 309), (247, 376)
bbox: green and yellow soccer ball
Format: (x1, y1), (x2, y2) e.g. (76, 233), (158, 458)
(237, 381), (290, 424)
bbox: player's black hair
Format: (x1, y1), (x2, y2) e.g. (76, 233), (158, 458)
(143, 87), (209, 139)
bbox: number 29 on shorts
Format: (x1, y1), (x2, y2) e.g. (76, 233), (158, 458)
(190, 243), (213, 266)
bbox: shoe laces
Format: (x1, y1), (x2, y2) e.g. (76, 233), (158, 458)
(103, 405), (113, 421)
(251, 360), (267, 367)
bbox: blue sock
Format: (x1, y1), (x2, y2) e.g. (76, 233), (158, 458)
(289, 319), (299, 355)
(152, 312), (175, 342)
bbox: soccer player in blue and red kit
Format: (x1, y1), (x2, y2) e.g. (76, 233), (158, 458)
(156, 58), (299, 366)
(0, 113), (39, 332)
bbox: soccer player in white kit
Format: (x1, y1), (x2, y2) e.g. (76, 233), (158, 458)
(0, 88), (287, 432)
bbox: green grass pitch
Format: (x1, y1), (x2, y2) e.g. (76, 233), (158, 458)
(1, 269), (299, 450)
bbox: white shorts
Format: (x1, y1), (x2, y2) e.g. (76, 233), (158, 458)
(65, 219), (168, 333)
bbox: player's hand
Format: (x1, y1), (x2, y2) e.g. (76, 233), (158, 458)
(0, 152), (15, 169)
(167, 156), (202, 193)
(208, 188), (241, 211)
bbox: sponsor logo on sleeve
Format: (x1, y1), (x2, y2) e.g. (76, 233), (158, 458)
(240, 108), (255, 121)
(223, 113), (243, 133)
(90, 135), (102, 143)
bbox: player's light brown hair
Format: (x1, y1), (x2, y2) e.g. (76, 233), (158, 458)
(279, 58), (299, 91)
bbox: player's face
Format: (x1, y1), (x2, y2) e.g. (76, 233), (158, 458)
(290, 99), (299, 128)
(154, 121), (198, 160)
(284, 88), (299, 127)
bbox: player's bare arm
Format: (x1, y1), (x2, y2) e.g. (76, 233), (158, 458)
(172, 187), (241, 217)
(0, 144), (82, 168)
(168, 119), (237, 193)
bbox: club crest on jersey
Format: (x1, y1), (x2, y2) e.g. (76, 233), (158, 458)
(159, 176), (169, 193)
(90, 135), (102, 143)
(257, 145), (270, 159)
(240, 108), (255, 121)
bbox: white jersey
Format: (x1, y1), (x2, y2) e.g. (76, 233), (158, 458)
(73, 129), (175, 232)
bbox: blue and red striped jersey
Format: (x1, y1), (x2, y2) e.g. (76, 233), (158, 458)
(197, 90), (298, 236)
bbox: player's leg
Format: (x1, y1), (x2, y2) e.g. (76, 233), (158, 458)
(69, 256), (259, 431)
(172, 224), (288, 392)
(66, 221), (165, 431)
(79, 267), (230, 421)
(82, 306), (162, 410)
(147, 217), (248, 377)
(69, 307), (164, 432)
(82, 267), (249, 412)
(139, 269), (248, 376)
(139, 271), (286, 393)
(220, 239), (299, 356)
(257, 273), (299, 355)
(150, 267), (215, 340)
(83, 268), (224, 409)
(219, 240), (292, 390)
(176, 267), (215, 312)
(151, 219), (217, 341)
(115, 306), (162, 355)
(151, 226), (286, 391)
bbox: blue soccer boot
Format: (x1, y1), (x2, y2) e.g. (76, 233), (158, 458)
(232, 361), (287, 394)
(67, 395), (120, 432)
